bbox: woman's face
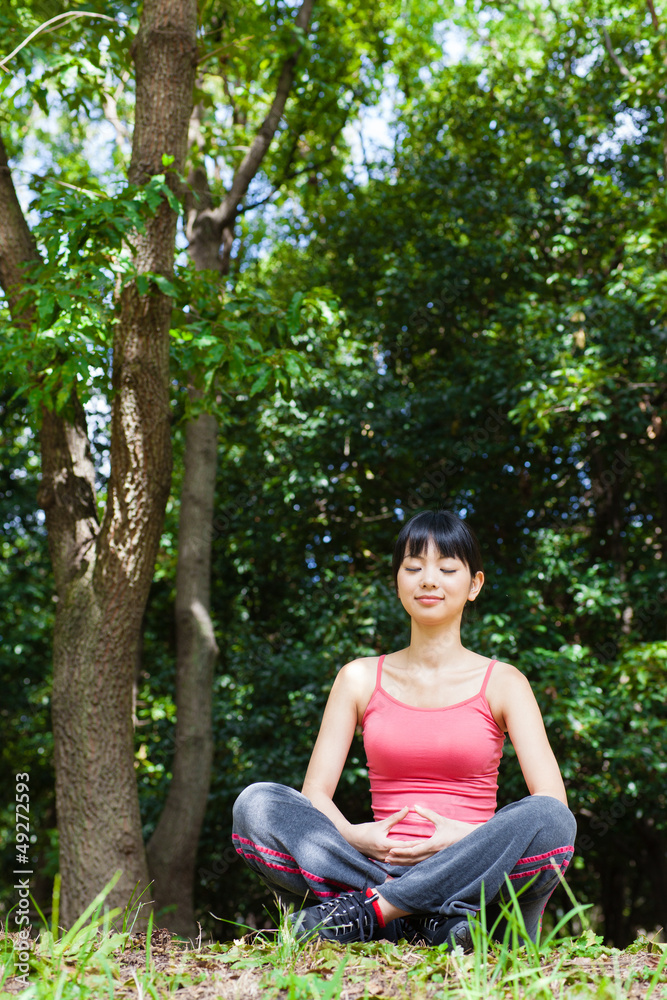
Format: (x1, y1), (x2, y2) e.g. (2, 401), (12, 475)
(396, 538), (484, 622)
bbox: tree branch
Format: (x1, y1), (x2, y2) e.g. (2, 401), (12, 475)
(602, 26), (637, 81)
(184, 102), (222, 272)
(103, 70), (132, 150)
(0, 11), (116, 72)
(191, 0), (315, 255)
(219, 0), (314, 217)
(0, 132), (99, 587)
(196, 36), (254, 68)
(221, 70), (242, 127)
(0, 135), (39, 314)
(237, 152), (338, 213)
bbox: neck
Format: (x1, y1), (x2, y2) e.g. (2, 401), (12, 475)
(406, 619), (467, 669)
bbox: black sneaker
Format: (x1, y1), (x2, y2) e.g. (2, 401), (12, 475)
(288, 888), (388, 943)
(403, 913), (475, 952)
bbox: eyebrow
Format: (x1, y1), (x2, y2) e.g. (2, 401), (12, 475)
(404, 553), (459, 561)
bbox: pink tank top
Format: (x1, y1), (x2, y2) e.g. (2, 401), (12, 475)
(362, 656), (505, 840)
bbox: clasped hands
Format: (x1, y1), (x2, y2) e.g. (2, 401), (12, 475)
(348, 805), (476, 866)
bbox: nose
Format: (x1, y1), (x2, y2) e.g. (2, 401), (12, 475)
(420, 570), (438, 589)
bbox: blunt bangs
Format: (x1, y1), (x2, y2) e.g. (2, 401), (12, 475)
(392, 510), (483, 589)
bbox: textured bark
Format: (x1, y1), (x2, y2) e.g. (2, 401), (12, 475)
(0, 135), (39, 316)
(146, 99), (222, 934)
(146, 0), (314, 933)
(146, 409), (219, 934)
(54, 0), (197, 928)
(0, 0), (197, 928)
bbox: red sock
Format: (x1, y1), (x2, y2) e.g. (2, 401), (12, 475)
(365, 888), (386, 927)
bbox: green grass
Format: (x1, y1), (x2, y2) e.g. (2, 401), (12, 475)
(1, 882), (665, 999)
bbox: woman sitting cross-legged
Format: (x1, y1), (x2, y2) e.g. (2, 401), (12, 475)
(232, 509), (576, 948)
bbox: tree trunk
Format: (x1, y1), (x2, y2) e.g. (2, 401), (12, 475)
(55, 0), (197, 928)
(0, 136), (38, 315)
(0, 0), (197, 927)
(146, 408), (219, 934)
(145, 98), (223, 933)
(145, 0), (315, 932)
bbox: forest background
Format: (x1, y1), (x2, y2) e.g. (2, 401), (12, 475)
(0, 0), (665, 954)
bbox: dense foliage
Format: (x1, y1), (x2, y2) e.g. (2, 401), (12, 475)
(1, 0), (665, 946)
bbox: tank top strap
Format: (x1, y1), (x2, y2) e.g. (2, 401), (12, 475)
(479, 658), (498, 698)
(375, 654), (386, 691)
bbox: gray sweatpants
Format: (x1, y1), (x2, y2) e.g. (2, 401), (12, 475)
(232, 782), (577, 942)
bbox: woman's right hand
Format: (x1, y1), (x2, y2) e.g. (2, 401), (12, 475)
(346, 807), (421, 863)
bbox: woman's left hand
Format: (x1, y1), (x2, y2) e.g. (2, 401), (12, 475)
(381, 805), (479, 865)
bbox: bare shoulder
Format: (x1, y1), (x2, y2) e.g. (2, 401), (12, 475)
(489, 660), (531, 689)
(486, 660), (536, 731)
(333, 656), (378, 722)
(335, 656), (377, 693)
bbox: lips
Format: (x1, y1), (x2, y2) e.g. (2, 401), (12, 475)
(416, 596), (442, 604)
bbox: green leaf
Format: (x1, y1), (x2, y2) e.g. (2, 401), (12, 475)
(152, 274), (179, 298)
(248, 367), (273, 396)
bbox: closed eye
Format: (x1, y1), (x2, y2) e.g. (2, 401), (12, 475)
(404, 567), (456, 573)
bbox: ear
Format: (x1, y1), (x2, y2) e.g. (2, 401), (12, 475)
(468, 571), (484, 601)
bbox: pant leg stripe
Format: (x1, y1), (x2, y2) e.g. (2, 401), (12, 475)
(233, 845), (356, 895)
(232, 834), (295, 863)
(516, 845), (575, 865)
(509, 859), (571, 880)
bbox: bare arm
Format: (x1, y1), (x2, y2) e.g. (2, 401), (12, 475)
(496, 665), (568, 805)
(302, 660), (418, 859)
(301, 662), (362, 837)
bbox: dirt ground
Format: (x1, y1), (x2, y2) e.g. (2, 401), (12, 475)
(2, 927), (666, 999)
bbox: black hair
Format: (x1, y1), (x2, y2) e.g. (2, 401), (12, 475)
(392, 509), (484, 591)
